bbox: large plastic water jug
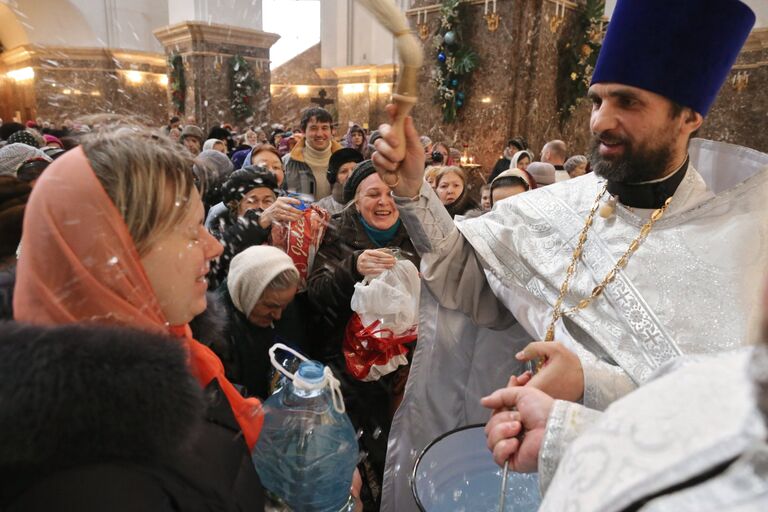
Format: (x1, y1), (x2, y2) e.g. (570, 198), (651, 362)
(253, 344), (358, 512)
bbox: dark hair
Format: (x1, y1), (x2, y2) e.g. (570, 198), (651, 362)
(668, 101), (700, 141)
(169, 116), (180, 124)
(490, 176), (529, 205)
(508, 137), (528, 152)
(669, 100), (686, 119)
(300, 108), (333, 132)
(0, 122), (25, 141)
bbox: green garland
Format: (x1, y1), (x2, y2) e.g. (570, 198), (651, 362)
(230, 54), (261, 121)
(430, 0), (478, 123)
(169, 54), (185, 115)
(559, 0), (605, 119)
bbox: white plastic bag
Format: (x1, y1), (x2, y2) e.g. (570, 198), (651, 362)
(351, 259), (420, 335)
(344, 259), (420, 381)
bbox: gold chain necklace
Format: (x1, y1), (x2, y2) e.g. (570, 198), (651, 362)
(541, 183), (673, 356)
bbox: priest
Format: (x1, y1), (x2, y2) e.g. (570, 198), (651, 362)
(373, 0), (768, 510)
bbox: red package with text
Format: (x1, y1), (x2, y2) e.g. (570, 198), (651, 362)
(270, 205), (329, 290)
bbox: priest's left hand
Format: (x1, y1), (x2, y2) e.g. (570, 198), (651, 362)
(481, 385), (554, 471)
(516, 342), (584, 402)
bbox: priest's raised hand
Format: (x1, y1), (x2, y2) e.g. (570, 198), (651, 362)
(371, 104), (426, 199)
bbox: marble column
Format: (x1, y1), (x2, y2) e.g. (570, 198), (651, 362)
(154, 21), (279, 130)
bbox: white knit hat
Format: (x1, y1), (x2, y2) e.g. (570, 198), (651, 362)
(227, 246), (298, 316)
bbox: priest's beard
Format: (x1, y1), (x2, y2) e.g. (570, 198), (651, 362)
(589, 133), (675, 184)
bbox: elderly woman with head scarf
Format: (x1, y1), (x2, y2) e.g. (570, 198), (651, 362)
(209, 246), (309, 400)
(207, 166), (303, 288)
(307, 160), (420, 509)
(11, 127), (266, 509)
(507, 150), (538, 188)
(205, 143), (286, 233)
(315, 148), (364, 215)
(202, 138), (227, 154)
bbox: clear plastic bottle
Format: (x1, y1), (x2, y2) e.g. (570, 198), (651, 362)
(253, 346), (358, 512)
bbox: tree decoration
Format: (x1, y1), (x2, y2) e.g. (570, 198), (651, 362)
(230, 54), (261, 121)
(558, 0), (605, 120)
(168, 54), (185, 115)
(430, 0), (478, 123)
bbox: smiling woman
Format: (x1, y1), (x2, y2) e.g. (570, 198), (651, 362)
(12, 126), (267, 510)
(306, 159), (420, 509)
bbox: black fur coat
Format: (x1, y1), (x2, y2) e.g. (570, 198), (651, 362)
(0, 322), (264, 512)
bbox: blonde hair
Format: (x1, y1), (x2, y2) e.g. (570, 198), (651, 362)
(82, 126), (197, 256)
(424, 165), (442, 183)
(434, 165), (466, 187)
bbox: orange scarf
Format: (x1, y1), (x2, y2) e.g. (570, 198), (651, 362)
(14, 147), (263, 450)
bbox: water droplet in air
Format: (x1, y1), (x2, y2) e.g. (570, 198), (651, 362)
(453, 489), (462, 501)
(372, 427), (382, 440)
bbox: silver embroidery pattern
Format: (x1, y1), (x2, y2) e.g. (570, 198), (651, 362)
(535, 186), (683, 374)
(539, 352), (766, 512)
(457, 166), (768, 388)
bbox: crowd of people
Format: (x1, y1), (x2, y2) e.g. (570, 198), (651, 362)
(0, 0), (766, 511)
(0, 102), (587, 509)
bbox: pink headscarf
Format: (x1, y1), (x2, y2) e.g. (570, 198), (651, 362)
(14, 146), (263, 449)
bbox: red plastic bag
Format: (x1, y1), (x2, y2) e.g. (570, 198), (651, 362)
(271, 205), (330, 290)
(343, 314), (417, 382)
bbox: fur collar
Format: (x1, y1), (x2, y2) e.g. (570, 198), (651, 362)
(288, 138), (343, 163)
(189, 291), (229, 349)
(0, 322), (205, 472)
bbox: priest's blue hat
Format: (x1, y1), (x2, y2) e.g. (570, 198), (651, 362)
(591, 0), (756, 115)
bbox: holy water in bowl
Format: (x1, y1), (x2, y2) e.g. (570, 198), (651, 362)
(411, 425), (541, 512)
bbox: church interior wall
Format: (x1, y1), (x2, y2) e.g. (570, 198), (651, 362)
(404, 0), (768, 173)
(157, 30), (273, 130)
(0, 0), (169, 124)
(270, 43), (334, 131)
(699, 31), (768, 152)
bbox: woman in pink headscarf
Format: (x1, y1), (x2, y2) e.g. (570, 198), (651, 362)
(13, 127), (266, 510)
